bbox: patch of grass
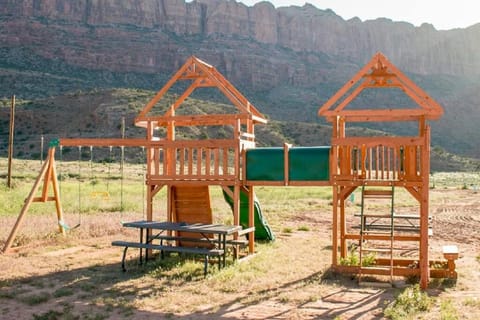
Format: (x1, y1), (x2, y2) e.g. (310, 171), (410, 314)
(94, 296), (135, 316)
(384, 284), (432, 319)
(297, 225), (310, 231)
(80, 312), (110, 320)
(439, 298), (459, 320)
(0, 289), (15, 299)
(53, 287), (75, 298)
(282, 227), (293, 233)
(33, 310), (63, 320)
(32, 304), (85, 320)
(78, 281), (97, 293)
(463, 297), (480, 308)
(19, 291), (52, 305)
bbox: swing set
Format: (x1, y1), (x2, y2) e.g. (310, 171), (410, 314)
(56, 144), (130, 229)
(2, 139), (146, 252)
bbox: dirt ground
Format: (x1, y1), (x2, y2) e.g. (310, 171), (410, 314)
(0, 187), (479, 319)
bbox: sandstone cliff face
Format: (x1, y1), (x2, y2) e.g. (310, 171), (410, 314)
(1, 0), (479, 78)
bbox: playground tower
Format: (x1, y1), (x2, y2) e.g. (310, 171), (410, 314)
(318, 52), (444, 288)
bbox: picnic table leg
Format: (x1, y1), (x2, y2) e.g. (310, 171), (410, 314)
(160, 239), (165, 259)
(121, 246), (129, 272)
(139, 228), (144, 264)
(222, 234), (227, 268)
(204, 255), (209, 277)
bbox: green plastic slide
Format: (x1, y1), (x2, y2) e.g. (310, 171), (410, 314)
(222, 187), (275, 241)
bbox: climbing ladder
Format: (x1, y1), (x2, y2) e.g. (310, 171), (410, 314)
(358, 185), (395, 285)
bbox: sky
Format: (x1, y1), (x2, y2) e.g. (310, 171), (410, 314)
(238, 0), (479, 30)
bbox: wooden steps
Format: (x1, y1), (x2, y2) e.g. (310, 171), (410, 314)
(362, 189), (394, 198)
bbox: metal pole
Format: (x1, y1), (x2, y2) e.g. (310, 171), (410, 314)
(121, 116), (125, 170)
(7, 95), (15, 188)
(40, 135), (44, 165)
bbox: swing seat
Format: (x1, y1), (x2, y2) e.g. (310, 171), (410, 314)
(90, 191), (110, 200)
(58, 219), (80, 231)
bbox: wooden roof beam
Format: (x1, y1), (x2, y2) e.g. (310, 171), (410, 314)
(318, 52), (444, 122)
(137, 56), (196, 118)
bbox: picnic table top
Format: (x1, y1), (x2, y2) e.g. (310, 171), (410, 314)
(122, 220), (243, 235)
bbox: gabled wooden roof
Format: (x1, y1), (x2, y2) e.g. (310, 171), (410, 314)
(318, 52), (444, 122)
(135, 56), (267, 128)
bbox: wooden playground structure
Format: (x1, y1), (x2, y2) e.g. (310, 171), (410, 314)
(3, 53), (457, 289)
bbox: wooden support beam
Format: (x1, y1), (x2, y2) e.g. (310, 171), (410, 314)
(7, 95), (15, 188)
(3, 147), (65, 253)
(331, 185), (339, 267)
(247, 186), (255, 254)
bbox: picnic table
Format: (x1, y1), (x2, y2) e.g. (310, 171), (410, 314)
(112, 220), (247, 276)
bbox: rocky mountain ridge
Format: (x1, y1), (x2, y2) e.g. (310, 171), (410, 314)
(2, 0), (480, 78)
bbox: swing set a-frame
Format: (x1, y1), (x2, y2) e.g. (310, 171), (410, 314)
(3, 53), (457, 289)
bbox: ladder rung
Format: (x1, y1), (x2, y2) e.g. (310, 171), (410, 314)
(363, 190), (393, 198)
(363, 225), (420, 231)
(361, 214), (392, 218)
(361, 248), (392, 253)
(362, 230), (392, 235)
(361, 266), (392, 271)
(358, 281), (392, 288)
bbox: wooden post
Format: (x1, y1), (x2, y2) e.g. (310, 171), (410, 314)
(50, 149), (66, 235)
(7, 95), (15, 188)
(339, 188), (347, 258)
(248, 185), (255, 254)
(3, 147), (65, 253)
(419, 125), (431, 289)
(233, 184), (240, 225)
(331, 185), (339, 267)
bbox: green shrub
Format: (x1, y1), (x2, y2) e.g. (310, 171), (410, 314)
(339, 248), (375, 267)
(384, 284), (432, 319)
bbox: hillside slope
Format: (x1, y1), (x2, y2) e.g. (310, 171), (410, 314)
(0, 89), (477, 172)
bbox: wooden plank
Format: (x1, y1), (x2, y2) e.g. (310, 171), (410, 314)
(158, 149), (164, 177)
(188, 148), (193, 176)
(332, 136), (424, 147)
(179, 148), (185, 175)
(344, 233), (420, 241)
(197, 147), (202, 176)
(205, 148), (211, 176)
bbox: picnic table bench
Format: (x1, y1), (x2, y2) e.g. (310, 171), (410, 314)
(112, 220), (250, 276)
(111, 240), (224, 275)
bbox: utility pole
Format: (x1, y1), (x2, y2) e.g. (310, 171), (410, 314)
(7, 95), (15, 188)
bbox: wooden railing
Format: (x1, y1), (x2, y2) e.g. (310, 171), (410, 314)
(146, 139), (249, 182)
(332, 136), (425, 182)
